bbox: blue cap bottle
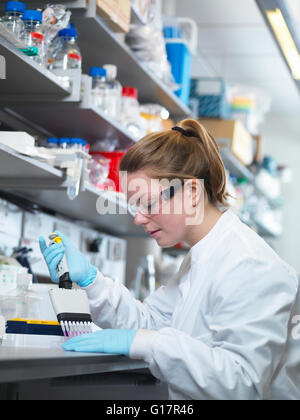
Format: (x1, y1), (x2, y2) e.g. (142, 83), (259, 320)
(59, 138), (70, 149)
(22, 9), (43, 23)
(46, 138), (59, 148)
(58, 26), (78, 40)
(5, 1), (26, 13)
(70, 138), (83, 149)
(89, 67), (107, 78)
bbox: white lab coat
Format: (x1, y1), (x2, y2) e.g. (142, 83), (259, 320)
(85, 209), (300, 400)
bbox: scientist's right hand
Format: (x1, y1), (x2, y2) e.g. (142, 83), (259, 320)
(39, 231), (97, 288)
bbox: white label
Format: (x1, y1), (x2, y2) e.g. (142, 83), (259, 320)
(197, 80), (223, 95)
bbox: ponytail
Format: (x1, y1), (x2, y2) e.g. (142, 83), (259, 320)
(179, 119), (228, 206)
(120, 118), (229, 207)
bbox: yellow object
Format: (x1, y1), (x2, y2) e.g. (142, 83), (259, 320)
(10, 319), (60, 326)
(49, 232), (62, 244)
(140, 112), (163, 134)
(199, 119), (254, 166)
(232, 97), (255, 107)
(266, 8), (300, 80)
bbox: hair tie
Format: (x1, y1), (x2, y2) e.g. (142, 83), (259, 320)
(172, 126), (195, 137)
(172, 126), (204, 146)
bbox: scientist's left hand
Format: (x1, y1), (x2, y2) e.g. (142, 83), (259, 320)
(62, 329), (137, 356)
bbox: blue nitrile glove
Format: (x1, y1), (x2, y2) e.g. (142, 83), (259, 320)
(62, 329), (137, 356)
(39, 231), (97, 288)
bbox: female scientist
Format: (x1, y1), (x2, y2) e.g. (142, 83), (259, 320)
(39, 119), (300, 400)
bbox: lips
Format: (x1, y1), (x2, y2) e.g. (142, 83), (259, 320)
(148, 229), (161, 238)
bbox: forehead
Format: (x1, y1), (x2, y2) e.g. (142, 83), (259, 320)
(122, 171), (161, 199)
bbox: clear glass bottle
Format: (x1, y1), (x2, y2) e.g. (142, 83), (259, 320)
(2, 1), (26, 40)
(52, 26), (82, 71)
(20, 9), (45, 66)
(89, 67), (109, 113)
(103, 64), (122, 120)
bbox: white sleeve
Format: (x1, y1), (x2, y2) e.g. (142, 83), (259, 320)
(84, 271), (179, 331)
(130, 260), (299, 400)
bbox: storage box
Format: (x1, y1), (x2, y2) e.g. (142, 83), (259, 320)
(190, 78), (232, 119)
(199, 119), (254, 166)
(96, 0), (131, 33)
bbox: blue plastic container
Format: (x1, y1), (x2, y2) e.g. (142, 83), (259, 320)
(165, 40), (192, 106)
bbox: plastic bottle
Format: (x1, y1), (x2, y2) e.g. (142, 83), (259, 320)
(20, 10), (45, 65)
(46, 138), (59, 148)
(89, 67), (109, 113)
(103, 64), (122, 120)
(2, 1), (26, 40)
(52, 26), (82, 71)
(121, 86), (144, 139)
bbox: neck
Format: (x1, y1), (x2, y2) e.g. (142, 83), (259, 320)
(184, 203), (224, 247)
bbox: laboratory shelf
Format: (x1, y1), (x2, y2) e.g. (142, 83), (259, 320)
(71, 1), (191, 119)
(0, 143), (64, 189)
(220, 147), (255, 182)
(0, 144), (145, 237)
(23, 0), (87, 11)
(25, 183), (147, 238)
(131, 5), (148, 25)
(0, 35), (71, 102)
(3, 102), (136, 148)
(220, 147), (281, 209)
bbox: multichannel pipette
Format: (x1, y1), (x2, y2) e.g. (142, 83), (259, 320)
(48, 233), (93, 338)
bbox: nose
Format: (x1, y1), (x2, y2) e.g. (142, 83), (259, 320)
(134, 212), (150, 226)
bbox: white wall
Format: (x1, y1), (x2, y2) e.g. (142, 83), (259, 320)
(261, 115), (300, 273)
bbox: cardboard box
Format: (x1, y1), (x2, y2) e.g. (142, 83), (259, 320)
(96, 0), (131, 33)
(162, 119), (175, 131)
(253, 135), (264, 164)
(199, 119), (253, 166)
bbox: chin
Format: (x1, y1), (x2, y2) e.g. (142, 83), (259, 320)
(157, 237), (181, 249)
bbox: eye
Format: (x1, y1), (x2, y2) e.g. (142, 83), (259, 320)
(141, 198), (156, 214)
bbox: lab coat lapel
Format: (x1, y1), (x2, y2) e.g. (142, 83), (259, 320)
(172, 261), (210, 335)
(168, 252), (191, 286)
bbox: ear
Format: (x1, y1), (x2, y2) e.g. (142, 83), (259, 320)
(184, 179), (205, 207)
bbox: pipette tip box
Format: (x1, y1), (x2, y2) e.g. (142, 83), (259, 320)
(2, 319), (66, 349)
(6, 319), (64, 336)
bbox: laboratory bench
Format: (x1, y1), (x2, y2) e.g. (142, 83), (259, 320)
(0, 345), (168, 400)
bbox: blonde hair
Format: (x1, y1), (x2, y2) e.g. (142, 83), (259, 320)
(120, 119), (229, 207)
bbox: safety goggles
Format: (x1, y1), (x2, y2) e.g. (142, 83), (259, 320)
(127, 182), (183, 218)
